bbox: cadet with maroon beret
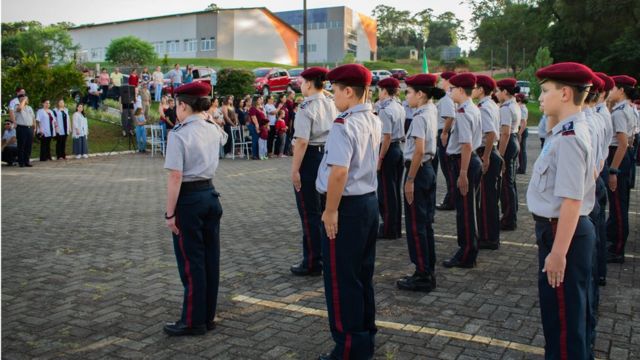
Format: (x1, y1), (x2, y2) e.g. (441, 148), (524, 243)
(290, 66), (338, 276)
(606, 74), (639, 264)
(441, 73), (483, 269)
(495, 78), (522, 231)
(472, 75), (503, 250)
(376, 77), (406, 239)
(435, 71), (457, 210)
(315, 64), (381, 360)
(527, 62), (596, 359)
(163, 81), (227, 336)
(396, 74), (443, 292)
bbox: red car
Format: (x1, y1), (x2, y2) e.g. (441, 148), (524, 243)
(391, 69), (409, 80)
(287, 68), (304, 92)
(254, 68), (293, 96)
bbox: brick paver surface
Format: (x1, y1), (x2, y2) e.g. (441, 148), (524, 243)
(2, 137), (639, 359)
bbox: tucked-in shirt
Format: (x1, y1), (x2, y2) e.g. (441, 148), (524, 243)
(403, 102), (437, 162)
(477, 96), (500, 146)
(377, 97), (406, 141)
(164, 114), (225, 182)
(316, 103), (381, 196)
(436, 93), (456, 130)
(446, 99), (482, 154)
(293, 92), (337, 145)
(500, 98), (521, 133)
(594, 103), (612, 160)
(14, 105), (35, 127)
(610, 100), (635, 146)
(527, 112), (595, 217)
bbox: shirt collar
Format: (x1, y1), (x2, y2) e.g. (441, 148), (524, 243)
(551, 112), (584, 135)
(503, 98), (515, 106)
(346, 103), (372, 114)
(306, 92), (325, 101)
(478, 96), (492, 105)
(183, 113), (205, 126)
(613, 100), (627, 109)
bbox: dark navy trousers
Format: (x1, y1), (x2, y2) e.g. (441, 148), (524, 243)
(294, 145), (325, 270)
(173, 186), (222, 328)
(606, 146), (631, 256)
(517, 128), (528, 174)
(403, 162), (436, 273)
(588, 177), (607, 354)
(449, 152), (482, 264)
(536, 216), (594, 360)
(378, 142), (403, 238)
(500, 133), (520, 227)
(596, 168), (608, 281)
(322, 192), (378, 360)
(477, 147), (503, 245)
(436, 129), (456, 208)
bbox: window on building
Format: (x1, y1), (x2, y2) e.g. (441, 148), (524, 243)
(184, 39), (198, 52)
(201, 37), (216, 51)
(153, 41), (165, 55)
(90, 48), (104, 61)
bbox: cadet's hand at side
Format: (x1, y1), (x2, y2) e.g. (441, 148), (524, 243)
(322, 210), (338, 239)
(457, 171), (469, 196)
(166, 217), (179, 235)
(608, 174), (617, 192)
(404, 180), (414, 205)
(542, 251), (566, 288)
(291, 171), (302, 192)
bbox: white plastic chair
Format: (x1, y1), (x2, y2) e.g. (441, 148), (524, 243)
(230, 126), (250, 159)
(145, 124), (165, 157)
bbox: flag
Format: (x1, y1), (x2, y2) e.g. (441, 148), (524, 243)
(422, 46), (429, 74)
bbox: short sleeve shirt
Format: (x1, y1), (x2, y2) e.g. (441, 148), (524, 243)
(378, 98), (406, 141)
(477, 96), (500, 145)
(500, 98), (521, 133)
(110, 72), (123, 87)
(293, 92), (337, 145)
(527, 112), (595, 218)
(610, 100), (634, 146)
(316, 103), (382, 196)
(436, 93), (456, 130)
(164, 114), (223, 182)
(249, 107), (268, 126)
(446, 99), (482, 154)
(3, 128), (17, 147)
(403, 102), (437, 162)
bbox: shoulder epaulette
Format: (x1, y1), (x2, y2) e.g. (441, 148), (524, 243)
(457, 107), (465, 113)
(612, 104), (625, 113)
(561, 121), (575, 136)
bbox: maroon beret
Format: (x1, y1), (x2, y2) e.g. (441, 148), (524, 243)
(449, 73), (477, 89)
(611, 75), (637, 88)
(594, 72), (615, 92)
(515, 93), (526, 102)
(327, 64), (372, 87)
(175, 81), (211, 97)
(440, 71), (456, 80)
(475, 75), (496, 91)
(496, 78), (518, 90)
(590, 73), (605, 92)
(300, 66), (329, 80)
(405, 74), (438, 88)
(535, 62), (594, 86)
(377, 77), (401, 89)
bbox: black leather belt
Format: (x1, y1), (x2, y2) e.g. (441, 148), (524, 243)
(16, 124), (33, 128)
(308, 145), (325, 152)
(181, 179), (213, 192)
(533, 214), (558, 223)
(390, 141), (401, 145)
(404, 159), (431, 167)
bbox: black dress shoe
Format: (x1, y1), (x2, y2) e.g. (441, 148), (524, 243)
(206, 321), (216, 331)
(24, 164), (33, 167)
(163, 321), (206, 336)
(436, 203), (455, 211)
(500, 223), (517, 231)
(606, 253), (625, 264)
(290, 263), (322, 276)
(442, 258), (476, 269)
(478, 241), (500, 250)
(598, 277), (606, 287)
(397, 271), (436, 292)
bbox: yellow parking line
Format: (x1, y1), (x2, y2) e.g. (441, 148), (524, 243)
(232, 294), (545, 356)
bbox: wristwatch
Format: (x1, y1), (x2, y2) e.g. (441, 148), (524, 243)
(609, 168), (619, 175)
(164, 212), (176, 219)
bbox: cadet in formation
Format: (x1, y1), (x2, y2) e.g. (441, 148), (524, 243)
(435, 71), (457, 211)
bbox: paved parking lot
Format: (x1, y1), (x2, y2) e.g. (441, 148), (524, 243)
(2, 138), (639, 359)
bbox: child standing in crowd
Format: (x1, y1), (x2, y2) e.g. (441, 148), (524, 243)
(134, 108), (147, 153)
(275, 109), (288, 157)
(259, 124), (269, 160)
(72, 103), (89, 159)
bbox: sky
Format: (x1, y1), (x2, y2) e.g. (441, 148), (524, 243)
(1, 0), (475, 50)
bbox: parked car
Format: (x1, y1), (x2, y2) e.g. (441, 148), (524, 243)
(516, 80), (531, 99)
(390, 69), (409, 80)
(161, 66), (216, 96)
(288, 68), (304, 92)
(253, 68), (293, 96)
(371, 70), (392, 83)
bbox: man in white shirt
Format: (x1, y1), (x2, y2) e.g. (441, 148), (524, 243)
(8, 87), (26, 125)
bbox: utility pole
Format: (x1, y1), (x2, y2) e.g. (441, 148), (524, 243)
(506, 40), (509, 76)
(522, 47), (525, 75)
(303, 0), (308, 69)
(490, 49), (494, 77)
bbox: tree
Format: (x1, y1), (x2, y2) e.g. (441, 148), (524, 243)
(1, 22), (79, 67)
(1, 53), (85, 107)
(215, 68), (254, 99)
(520, 47), (554, 99)
(105, 36), (157, 67)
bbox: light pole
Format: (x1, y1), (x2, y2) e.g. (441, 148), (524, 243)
(303, 0), (308, 69)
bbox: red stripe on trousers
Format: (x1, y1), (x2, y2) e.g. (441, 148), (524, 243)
(410, 203), (425, 272)
(343, 333), (352, 360)
(298, 190), (314, 269)
(329, 237), (343, 333)
(381, 170), (389, 235)
(460, 159), (471, 263)
(614, 190), (624, 254)
(176, 217), (194, 327)
(556, 285), (569, 360)
(446, 154), (455, 199)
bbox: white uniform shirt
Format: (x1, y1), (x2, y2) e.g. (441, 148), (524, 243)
(293, 92), (337, 145)
(500, 98), (521, 134)
(436, 93), (456, 130)
(403, 102), (437, 162)
(446, 99), (482, 154)
(377, 97), (406, 141)
(36, 108), (58, 137)
(478, 96), (500, 146)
